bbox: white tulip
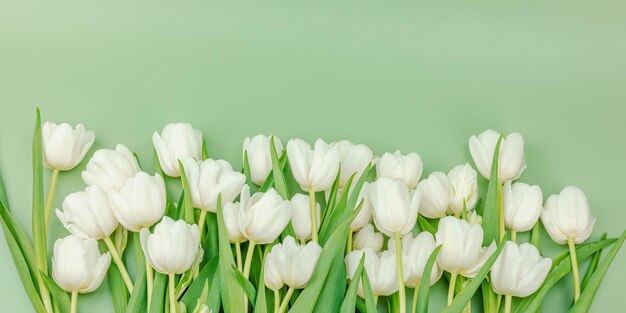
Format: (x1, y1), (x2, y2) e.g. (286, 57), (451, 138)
(491, 241), (551, 297)
(350, 182), (373, 231)
(436, 216), (496, 278)
(238, 186), (292, 244)
(222, 201), (246, 243)
(81, 144), (140, 192)
(416, 172), (450, 219)
(56, 185), (118, 240)
(353, 224), (383, 253)
(330, 140), (373, 188)
(287, 138), (340, 192)
(52, 235), (111, 293)
(140, 216), (201, 274)
(467, 211), (483, 225)
(42, 121), (95, 171)
(503, 181), (543, 233)
(264, 253), (284, 291)
(376, 151), (423, 190)
(153, 123), (203, 177)
(345, 248), (398, 297)
(388, 232), (442, 287)
(243, 135), (283, 185)
(541, 186), (596, 244)
(182, 157), (246, 212)
(109, 172), (166, 232)
(264, 236), (322, 289)
(469, 129), (526, 182)
(447, 164), (478, 216)
(290, 194), (321, 241)
(369, 177), (420, 236)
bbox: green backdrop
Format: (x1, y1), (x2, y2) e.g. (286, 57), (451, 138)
(1, 1), (625, 312)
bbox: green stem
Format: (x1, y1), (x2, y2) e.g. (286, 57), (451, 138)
(236, 241), (243, 272)
(394, 232), (406, 313)
(504, 294), (512, 313)
(44, 168), (59, 233)
(411, 282), (420, 313)
(168, 273), (177, 313)
(308, 189), (318, 243)
(511, 230), (517, 243)
(274, 289), (281, 313)
(448, 272), (458, 306)
(197, 210), (207, 240)
(497, 182), (505, 242)
(278, 287), (295, 313)
(243, 241), (256, 313)
(103, 236), (134, 293)
(346, 230), (353, 254)
(70, 291), (78, 313)
(146, 260), (153, 312)
(568, 237), (581, 302)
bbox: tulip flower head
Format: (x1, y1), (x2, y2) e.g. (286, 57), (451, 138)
(222, 201), (247, 243)
(503, 181), (543, 233)
(243, 135), (283, 185)
(416, 171), (451, 219)
(109, 171), (167, 232)
(353, 224), (384, 253)
(182, 157), (246, 212)
(330, 140), (374, 189)
(264, 236), (322, 289)
(491, 241), (551, 297)
(152, 122), (203, 177)
(389, 232), (442, 287)
(52, 235), (111, 293)
(345, 248), (399, 297)
(81, 144), (140, 192)
(376, 151), (423, 190)
(140, 216), (201, 274)
(290, 193), (321, 241)
(350, 182), (373, 231)
(541, 186), (596, 244)
(237, 186), (292, 244)
(369, 177), (420, 237)
(448, 164), (478, 216)
(42, 121), (95, 171)
(56, 185), (118, 240)
(287, 138), (340, 192)
(469, 129), (526, 182)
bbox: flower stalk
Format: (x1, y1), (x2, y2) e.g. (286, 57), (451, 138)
(103, 236), (133, 292)
(395, 232), (406, 313)
(568, 237), (581, 302)
(44, 168), (59, 232)
(309, 189), (318, 243)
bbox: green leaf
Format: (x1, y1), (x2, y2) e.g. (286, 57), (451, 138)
(243, 151), (253, 187)
(320, 171), (341, 226)
(318, 173), (354, 245)
(181, 255), (219, 309)
(514, 238), (617, 313)
(108, 263), (130, 313)
(40, 272), (70, 313)
(125, 271), (147, 313)
(202, 140), (209, 160)
(530, 221), (542, 254)
(270, 136), (289, 199)
(178, 160), (195, 224)
(258, 153), (288, 193)
(254, 247), (271, 313)
(203, 212), (219, 262)
(580, 232), (607, 291)
(415, 245), (442, 313)
(150, 272), (167, 313)
(232, 265), (257, 306)
(361, 266), (377, 313)
(0, 169), (8, 208)
(417, 215), (438, 235)
(570, 230), (626, 313)
(339, 254), (365, 313)
(216, 194), (245, 313)
(313, 250), (347, 313)
(442, 239), (506, 313)
(32, 109), (48, 278)
(482, 136), (502, 246)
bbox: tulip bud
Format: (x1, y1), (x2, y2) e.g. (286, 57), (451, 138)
(353, 224), (383, 253)
(182, 157), (246, 212)
(152, 123), (203, 177)
(140, 216), (201, 274)
(376, 151), (423, 190)
(264, 252), (284, 291)
(447, 164), (478, 216)
(109, 172), (166, 232)
(290, 194), (321, 241)
(56, 185), (118, 240)
(436, 216), (496, 278)
(541, 186), (596, 244)
(469, 129), (526, 182)
(491, 241), (551, 297)
(52, 235), (111, 293)
(467, 211), (483, 225)
(264, 236), (322, 289)
(238, 186), (292, 244)
(287, 138), (340, 192)
(416, 172), (450, 219)
(223, 201), (246, 243)
(388, 232), (442, 287)
(42, 122), (95, 171)
(503, 181), (543, 233)
(369, 177), (420, 236)
(330, 140), (373, 189)
(81, 144), (140, 192)
(345, 248), (398, 297)
(350, 182), (373, 231)
(243, 135), (283, 185)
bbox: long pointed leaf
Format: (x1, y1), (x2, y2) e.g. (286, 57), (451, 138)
(232, 265), (256, 306)
(125, 271), (147, 313)
(416, 245), (442, 313)
(178, 160), (195, 224)
(270, 136), (289, 199)
(580, 232), (607, 291)
(108, 263), (130, 313)
(32, 109), (47, 277)
(482, 136), (502, 246)
(149, 272), (167, 313)
(181, 256), (219, 309)
(40, 273), (70, 313)
(340, 255), (365, 313)
(216, 194), (245, 313)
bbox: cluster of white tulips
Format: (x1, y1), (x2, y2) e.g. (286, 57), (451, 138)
(1, 111), (623, 313)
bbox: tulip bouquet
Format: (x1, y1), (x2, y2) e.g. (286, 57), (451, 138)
(1, 110), (624, 313)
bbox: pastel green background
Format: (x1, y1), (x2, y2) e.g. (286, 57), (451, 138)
(1, 1), (625, 312)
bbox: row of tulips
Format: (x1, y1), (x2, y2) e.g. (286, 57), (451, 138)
(0, 109), (624, 313)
